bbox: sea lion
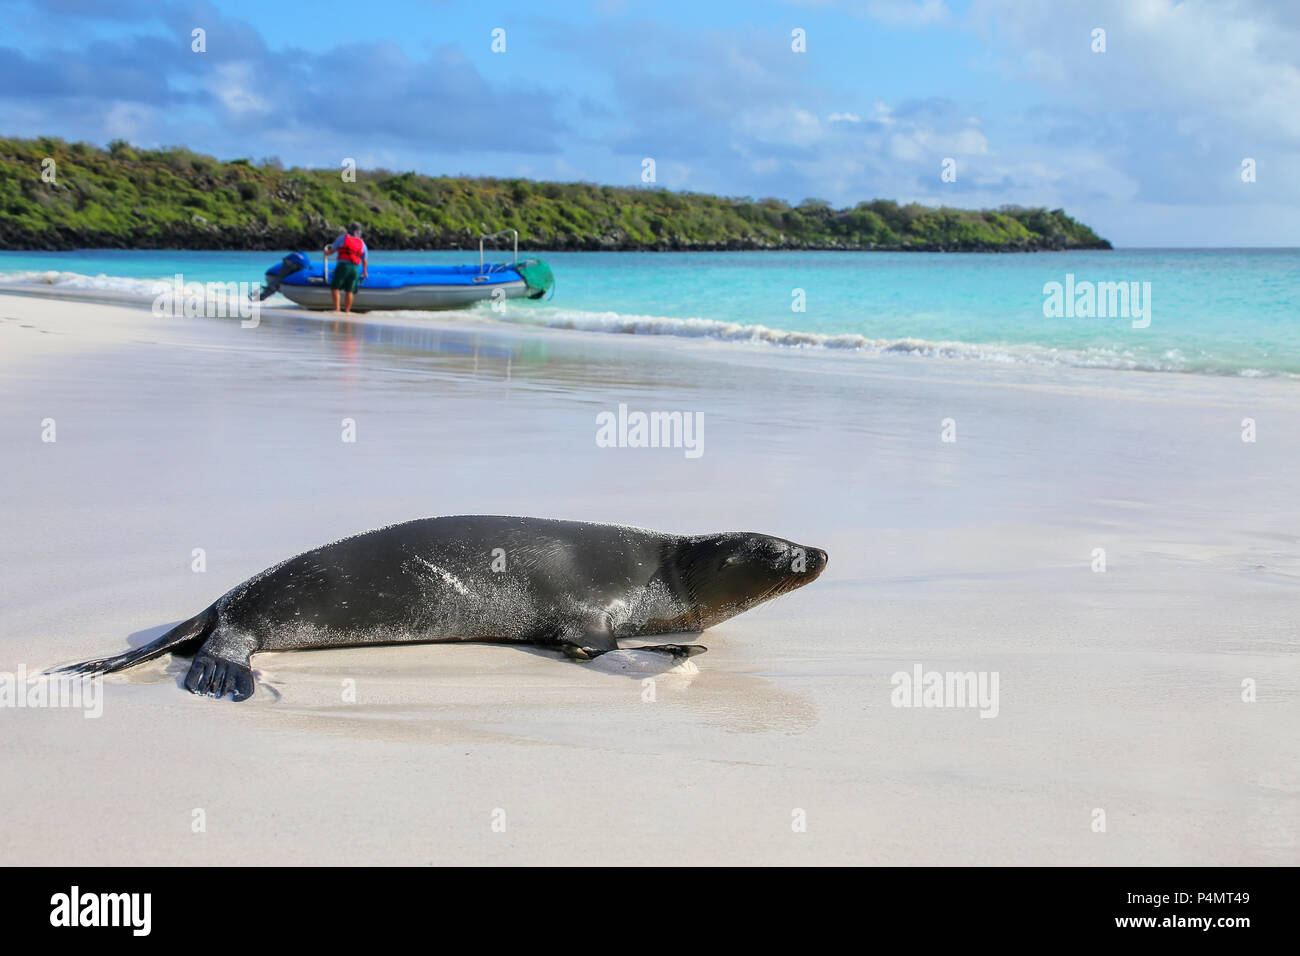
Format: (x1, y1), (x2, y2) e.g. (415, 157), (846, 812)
(52, 516), (828, 701)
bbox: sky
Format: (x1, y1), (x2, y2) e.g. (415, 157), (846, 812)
(2, 0), (1297, 246)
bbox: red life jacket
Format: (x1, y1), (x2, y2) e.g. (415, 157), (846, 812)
(337, 235), (365, 264)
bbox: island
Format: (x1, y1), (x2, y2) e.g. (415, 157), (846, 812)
(1, 137), (1112, 253)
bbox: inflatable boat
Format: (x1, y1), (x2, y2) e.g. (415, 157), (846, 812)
(259, 230), (553, 312)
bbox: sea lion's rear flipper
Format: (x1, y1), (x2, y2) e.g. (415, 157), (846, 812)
(633, 643), (708, 661)
(47, 606), (218, 677)
(185, 630), (258, 702)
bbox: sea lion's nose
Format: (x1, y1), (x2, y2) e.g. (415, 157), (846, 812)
(808, 548), (828, 572)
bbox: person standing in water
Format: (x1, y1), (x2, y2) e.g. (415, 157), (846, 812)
(323, 221), (368, 313)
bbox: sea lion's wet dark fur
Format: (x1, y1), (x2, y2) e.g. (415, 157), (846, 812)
(53, 516), (828, 701)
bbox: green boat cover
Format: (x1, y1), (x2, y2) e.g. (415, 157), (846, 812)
(515, 258), (555, 299)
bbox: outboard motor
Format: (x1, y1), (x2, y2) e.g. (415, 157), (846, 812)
(257, 251), (311, 301)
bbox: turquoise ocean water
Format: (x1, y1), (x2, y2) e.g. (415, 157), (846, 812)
(1, 248), (1297, 377)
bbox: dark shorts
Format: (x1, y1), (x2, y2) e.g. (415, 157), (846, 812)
(331, 260), (361, 293)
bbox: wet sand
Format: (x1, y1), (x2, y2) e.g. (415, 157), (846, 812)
(1, 290), (1296, 864)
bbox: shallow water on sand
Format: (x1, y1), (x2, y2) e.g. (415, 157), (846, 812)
(2, 246), (1299, 376)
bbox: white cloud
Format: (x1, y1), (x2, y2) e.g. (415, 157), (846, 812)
(969, 0), (1300, 146)
(102, 101), (153, 140)
(864, 0), (951, 28)
(208, 62), (270, 118)
(736, 106), (826, 148)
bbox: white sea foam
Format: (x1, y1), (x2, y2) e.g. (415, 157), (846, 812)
(0, 269), (292, 310)
(0, 269), (174, 295)
(495, 305), (1288, 377)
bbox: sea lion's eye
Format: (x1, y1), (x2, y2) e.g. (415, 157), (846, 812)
(721, 554), (741, 569)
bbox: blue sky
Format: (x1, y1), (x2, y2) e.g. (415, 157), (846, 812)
(3, 0), (1298, 246)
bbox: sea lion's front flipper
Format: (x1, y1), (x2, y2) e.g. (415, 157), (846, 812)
(633, 643), (708, 661)
(557, 613), (618, 661)
(185, 630), (258, 702)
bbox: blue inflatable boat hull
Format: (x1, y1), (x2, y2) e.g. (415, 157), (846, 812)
(262, 255), (552, 312)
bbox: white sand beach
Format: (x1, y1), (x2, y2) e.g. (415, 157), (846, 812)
(1, 288), (1296, 866)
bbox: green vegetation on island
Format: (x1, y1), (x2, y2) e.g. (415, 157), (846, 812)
(0, 137), (1112, 252)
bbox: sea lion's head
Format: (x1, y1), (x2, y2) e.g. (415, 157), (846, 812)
(674, 532), (828, 629)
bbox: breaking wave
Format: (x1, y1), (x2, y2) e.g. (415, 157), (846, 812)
(0, 270), (177, 295)
(497, 305), (1292, 378)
